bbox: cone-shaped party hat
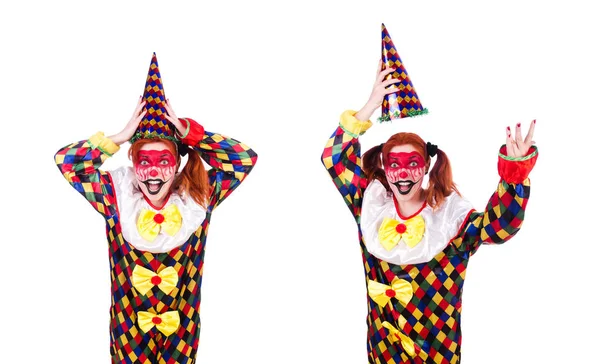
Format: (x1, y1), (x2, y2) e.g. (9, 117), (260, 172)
(130, 53), (177, 143)
(380, 23), (428, 122)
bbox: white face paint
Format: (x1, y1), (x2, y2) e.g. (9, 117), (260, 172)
(134, 141), (177, 207)
(384, 145), (427, 203)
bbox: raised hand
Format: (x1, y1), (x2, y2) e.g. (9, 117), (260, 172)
(355, 60), (401, 121)
(109, 96), (147, 145)
(164, 99), (187, 136)
(506, 120), (536, 158)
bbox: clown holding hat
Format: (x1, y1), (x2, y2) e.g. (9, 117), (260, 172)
(55, 53), (257, 363)
(321, 24), (538, 363)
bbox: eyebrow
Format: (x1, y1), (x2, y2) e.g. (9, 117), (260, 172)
(138, 152), (172, 157)
(389, 155), (421, 160)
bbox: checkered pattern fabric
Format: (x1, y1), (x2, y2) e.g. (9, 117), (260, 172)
(321, 123), (531, 363)
(132, 53), (177, 142)
(55, 131), (257, 363)
(381, 24), (426, 120)
(196, 131), (258, 207)
(321, 126), (366, 220)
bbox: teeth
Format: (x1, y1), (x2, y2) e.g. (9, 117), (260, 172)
(149, 181), (161, 185)
(398, 181), (412, 186)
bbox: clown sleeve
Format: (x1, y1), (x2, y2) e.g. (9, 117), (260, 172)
(321, 110), (372, 220)
(54, 132), (120, 218)
(177, 117), (258, 209)
(451, 145), (538, 255)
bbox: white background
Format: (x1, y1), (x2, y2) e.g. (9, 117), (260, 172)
(1, 0), (599, 363)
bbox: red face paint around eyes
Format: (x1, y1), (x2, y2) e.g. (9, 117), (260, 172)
(384, 151), (426, 184)
(135, 149), (177, 182)
(135, 150), (176, 168)
(385, 152), (426, 170)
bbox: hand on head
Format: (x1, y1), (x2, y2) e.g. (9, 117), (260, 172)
(109, 96), (147, 145)
(164, 99), (187, 136)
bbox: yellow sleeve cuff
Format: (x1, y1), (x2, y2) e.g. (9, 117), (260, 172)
(339, 110), (373, 138)
(89, 132), (120, 156)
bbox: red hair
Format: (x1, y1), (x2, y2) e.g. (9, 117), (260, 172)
(128, 139), (210, 208)
(362, 133), (459, 210)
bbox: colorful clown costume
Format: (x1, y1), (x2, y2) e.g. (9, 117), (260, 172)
(321, 111), (537, 363)
(55, 118), (257, 363)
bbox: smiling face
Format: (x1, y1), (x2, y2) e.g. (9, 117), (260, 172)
(134, 141), (178, 207)
(384, 145), (427, 202)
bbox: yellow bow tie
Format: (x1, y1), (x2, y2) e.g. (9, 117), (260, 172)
(378, 215), (425, 250)
(137, 204), (182, 242)
(132, 265), (178, 296)
(137, 310), (180, 336)
(368, 277), (413, 308)
(382, 318), (417, 358)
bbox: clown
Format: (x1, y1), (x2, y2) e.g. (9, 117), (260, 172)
(55, 54), (257, 363)
(321, 25), (538, 364)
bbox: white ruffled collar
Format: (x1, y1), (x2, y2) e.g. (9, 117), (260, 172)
(110, 167), (207, 253)
(361, 180), (473, 265)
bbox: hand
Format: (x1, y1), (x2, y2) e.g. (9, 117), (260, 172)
(109, 96), (146, 145)
(505, 120), (536, 158)
(355, 60), (401, 121)
(164, 99), (187, 136)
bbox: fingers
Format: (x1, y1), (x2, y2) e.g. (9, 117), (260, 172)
(376, 59), (383, 78)
(384, 87), (400, 95)
(377, 66), (397, 83)
(165, 98), (173, 114)
(136, 109), (147, 123)
(506, 120), (537, 158)
(382, 78), (400, 88)
(164, 99), (178, 122)
(133, 105), (148, 123)
(524, 119), (536, 145)
(505, 126), (516, 157)
(514, 122), (524, 151)
(133, 105), (146, 123)
(133, 96), (146, 117)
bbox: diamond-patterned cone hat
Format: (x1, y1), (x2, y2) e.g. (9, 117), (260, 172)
(380, 23), (428, 122)
(130, 53), (177, 143)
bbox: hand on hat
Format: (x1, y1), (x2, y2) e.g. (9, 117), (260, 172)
(109, 96), (147, 145)
(164, 99), (187, 136)
(505, 120), (536, 158)
(355, 60), (401, 121)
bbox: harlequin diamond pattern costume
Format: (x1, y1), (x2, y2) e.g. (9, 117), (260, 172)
(321, 111), (537, 363)
(55, 54), (257, 363)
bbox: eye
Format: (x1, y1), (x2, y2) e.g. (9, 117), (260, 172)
(140, 160), (149, 166)
(409, 161), (418, 167)
(390, 162), (399, 168)
(160, 160), (169, 165)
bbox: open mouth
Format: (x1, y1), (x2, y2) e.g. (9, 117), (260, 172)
(392, 180), (416, 195)
(142, 179), (166, 195)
